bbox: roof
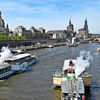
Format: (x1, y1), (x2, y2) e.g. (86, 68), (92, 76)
(6, 53), (31, 61)
(61, 78), (84, 94)
(47, 30), (66, 33)
(78, 28), (85, 31)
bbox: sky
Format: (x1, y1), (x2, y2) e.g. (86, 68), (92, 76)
(0, 0), (100, 33)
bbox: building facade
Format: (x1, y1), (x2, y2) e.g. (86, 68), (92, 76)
(0, 11), (5, 28)
(15, 26), (26, 36)
(47, 30), (67, 39)
(78, 19), (89, 39)
(46, 20), (76, 40)
(15, 26), (45, 39)
(0, 11), (9, 36)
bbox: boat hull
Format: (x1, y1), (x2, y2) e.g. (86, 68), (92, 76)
(53, 77), (61, 87)
(0, 71), (13, 79)
(97, 48), (100, 52)
(82, 77), (92, 87)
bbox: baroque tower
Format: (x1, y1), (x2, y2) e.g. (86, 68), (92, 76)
(6, 23), (9, 35)
(84, 19), (89, 38)
(0, 11), (5, 28)
(84, 19), (88, 30)
(0, 11), (2, 19)
(78, 18), (89, 39)
(67, 19), (74, 32)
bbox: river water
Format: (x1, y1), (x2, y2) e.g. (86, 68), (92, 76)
(0, 43), (100, 100)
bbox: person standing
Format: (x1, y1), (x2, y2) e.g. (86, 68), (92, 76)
(82, 95), (85, 100)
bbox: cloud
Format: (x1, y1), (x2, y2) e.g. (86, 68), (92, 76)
(0, 0), (100, 33)
(0, 0), (99, 14)
(0, 1), (59, 14)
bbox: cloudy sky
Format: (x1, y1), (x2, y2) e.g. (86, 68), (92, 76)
(0, 0), (100, 33)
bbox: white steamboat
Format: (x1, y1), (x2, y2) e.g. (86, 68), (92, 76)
(0, 63), (13, 79)
(6, 53), (37, 73)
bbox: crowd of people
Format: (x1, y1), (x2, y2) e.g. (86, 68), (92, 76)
(62, 93), (85, 100)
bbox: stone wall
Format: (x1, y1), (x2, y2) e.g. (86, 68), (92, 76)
(0, 39), (62, 48)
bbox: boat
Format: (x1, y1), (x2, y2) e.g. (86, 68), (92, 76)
(66, 37), (79, 47)
(61, 68), (85, 100)
(0, 63), (13, 79)
(5, 53), (37, 73)
(53, 59), (92, 87)
(11, 49), (25, 54)
(67, 43), (78, 47)
(61, 60), (86, 100)
(48, 44), (54, 48)
(97, 47), (100, 52)
(0, 47), (13, 79)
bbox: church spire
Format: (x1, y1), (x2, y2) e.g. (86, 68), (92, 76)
(84, 18), (88, 30)
(69, 18), (71, 26)
(6, 23), (9, 31)
(67, 18), (74, 32)
(6, 23), (9, 28)
(0, 11), (2, 19)
(6, 23), (9, 36)
(85, 18), (87, 25)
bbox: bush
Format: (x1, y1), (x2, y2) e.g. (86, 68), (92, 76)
(0, 35), (27, 40)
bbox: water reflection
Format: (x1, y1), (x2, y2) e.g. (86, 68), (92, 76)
(53, 87), (61, 100)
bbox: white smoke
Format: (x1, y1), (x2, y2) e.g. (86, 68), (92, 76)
(72, 37), (76, 45)
(0, 47), (11, 64)
(75, 51), (93, 78)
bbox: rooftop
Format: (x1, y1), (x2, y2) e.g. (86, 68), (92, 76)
(6, 53), (31, 61)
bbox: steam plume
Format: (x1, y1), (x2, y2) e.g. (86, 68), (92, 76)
(75, 51), (93, 78)
(72, 37), (76, 45)
(0, 47), (11, 64)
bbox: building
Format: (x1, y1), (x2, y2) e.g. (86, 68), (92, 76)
(47, 30), (67, 39)
(15, 26), (45, 39)
(78, 19), (89, 39)
(89, 33), (100, 42)
(0, 11), (9, 36)
(15, 26), (26, 36)
(38, 27), (45, 33)
(46, 19), (76, 40)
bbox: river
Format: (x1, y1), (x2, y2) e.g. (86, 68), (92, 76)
(0, 43), (100, 100)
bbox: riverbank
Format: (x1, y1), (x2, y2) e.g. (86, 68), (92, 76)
(10, 42), (66, 51)
(0, 39), (66, 48)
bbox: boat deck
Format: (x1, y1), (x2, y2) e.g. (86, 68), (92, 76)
(0, 64), (10, 69)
